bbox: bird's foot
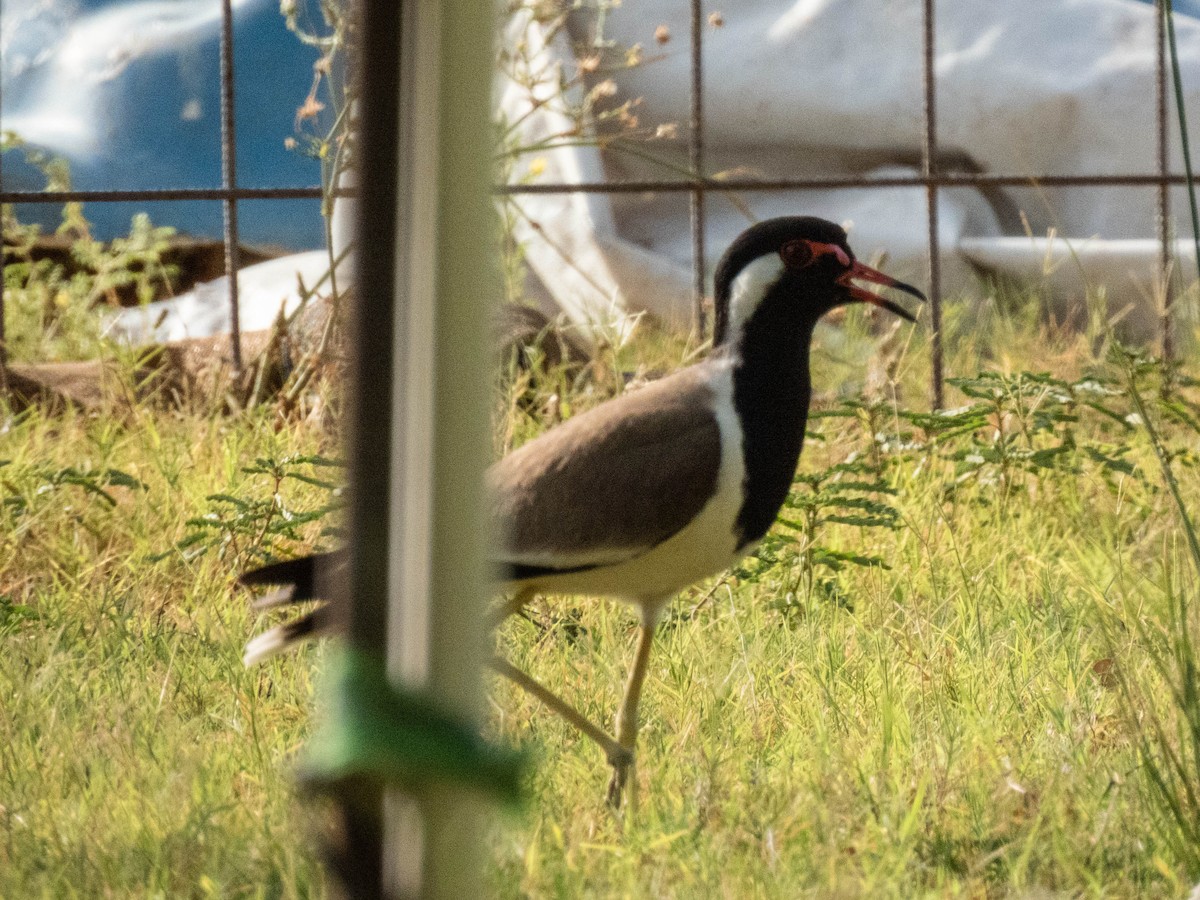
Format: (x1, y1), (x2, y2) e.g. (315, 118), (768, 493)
(605, 746), (634, 809)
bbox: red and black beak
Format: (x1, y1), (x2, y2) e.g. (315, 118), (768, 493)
(837, 260), (926, 322)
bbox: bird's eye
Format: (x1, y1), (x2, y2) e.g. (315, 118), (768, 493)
(780, 239), (815, 269)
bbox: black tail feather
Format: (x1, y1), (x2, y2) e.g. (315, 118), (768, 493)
(239, 552), (328, 599)
(240, 548), (527, 666)
(240, 551), (343, 666)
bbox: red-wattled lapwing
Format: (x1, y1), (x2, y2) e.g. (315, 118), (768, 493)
(240, 216), (925, 807)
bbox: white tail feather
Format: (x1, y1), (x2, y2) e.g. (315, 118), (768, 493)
(243, 625), (294, 667)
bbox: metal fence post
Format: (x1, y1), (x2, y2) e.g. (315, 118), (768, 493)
(326, 0), (408, 891)
(220, 0), (243, 373)
(344, 0), (497, 894)
(922, 0), (945, 410)
(1157, 0), (1174, 362)
(689, 0), (707, 337)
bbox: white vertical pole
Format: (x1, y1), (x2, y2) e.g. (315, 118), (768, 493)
(386, 0), (497, 896)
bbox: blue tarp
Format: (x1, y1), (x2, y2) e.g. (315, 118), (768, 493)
(1, 0), (329, 248)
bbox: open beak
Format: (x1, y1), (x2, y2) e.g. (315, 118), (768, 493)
(837, 260), (927, 322)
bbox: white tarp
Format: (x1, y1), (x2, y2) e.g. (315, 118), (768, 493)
(502, 0), (1200, 335)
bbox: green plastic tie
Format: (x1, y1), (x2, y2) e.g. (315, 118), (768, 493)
(299, 647), (525, 807)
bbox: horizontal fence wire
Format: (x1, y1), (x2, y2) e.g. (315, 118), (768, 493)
(2, 172), (1194, 207)
(496, 173), (1200, 193)
(3, 173), (1198, 207)
(5, 172), (1193, 206)
(0, 187), (325, 203)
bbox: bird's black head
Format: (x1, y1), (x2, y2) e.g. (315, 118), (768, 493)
(711, 216), (926, 346)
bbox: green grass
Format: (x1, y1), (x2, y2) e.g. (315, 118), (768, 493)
(3, 299), (1200, 897)
(0, 402), (335, 897)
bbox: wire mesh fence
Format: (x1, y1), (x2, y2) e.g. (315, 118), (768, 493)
(499, 0), (1189, 410)
(0, 0), (1192, 408)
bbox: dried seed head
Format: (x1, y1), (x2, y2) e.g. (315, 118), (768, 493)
(295, 95), (325, 122)
(589, 79), (619, 101)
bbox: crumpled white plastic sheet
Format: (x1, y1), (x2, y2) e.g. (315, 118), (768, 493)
(106, 250), (346, 344)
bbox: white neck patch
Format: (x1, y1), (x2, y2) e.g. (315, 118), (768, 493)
(726, 254), (785, 345)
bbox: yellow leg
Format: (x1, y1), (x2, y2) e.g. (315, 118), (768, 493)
(488, 586), (535, 630)
(489, 656), (630, 770)
(606, 616), (658, 809)
(492, 591), (666, 809)
(490, 589), (628, 766)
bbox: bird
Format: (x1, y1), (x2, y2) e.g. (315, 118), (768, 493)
(239, 216), (925, 807)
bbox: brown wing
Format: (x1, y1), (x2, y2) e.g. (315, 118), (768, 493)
(488, 365), (724, 572)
